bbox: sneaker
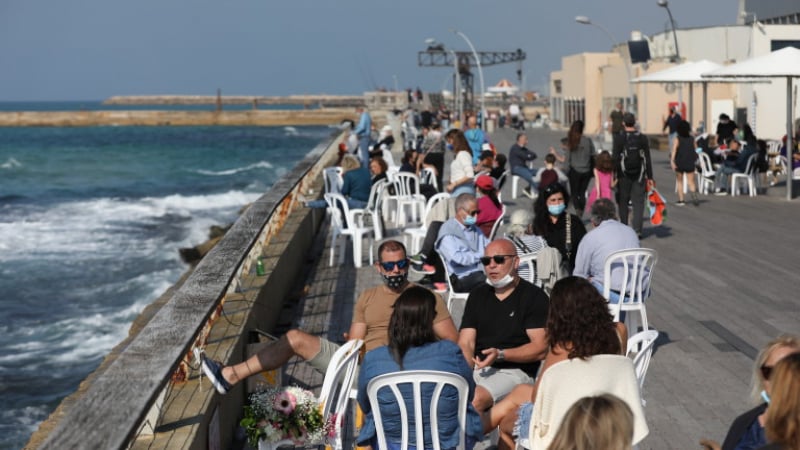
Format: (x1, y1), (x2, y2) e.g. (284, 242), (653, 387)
(522, 187), (535, 199)
(433, 282), (448, 293)
(714, 189), (727, 196)
(692, 193), (700, 206)
(408, 253), (426, 265)
(675, 200), (685, 206)
(420, 264), (436, 275)
(197, 351), (233, 394)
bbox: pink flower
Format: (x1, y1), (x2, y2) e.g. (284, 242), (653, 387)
(273, 391), (297, 415)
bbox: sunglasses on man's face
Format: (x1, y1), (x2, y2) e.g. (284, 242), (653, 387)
(379, 259), (409, 271)
(479, 254), (516, 266)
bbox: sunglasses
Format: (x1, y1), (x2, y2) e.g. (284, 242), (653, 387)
(379, 259), (409, 271)
(761, 364), (773, 381)
(479, 254), (516, 266)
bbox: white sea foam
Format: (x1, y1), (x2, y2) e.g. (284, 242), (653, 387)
(1, 157), (22, 169)
(195, 161), (273, 176)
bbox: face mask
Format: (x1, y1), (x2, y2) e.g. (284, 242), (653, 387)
(464, 215), (477, 226)
(446, 143), (454, 151)
(382, 272), (408, 289)
(761, 390), (771, 404)
(486, 273), (514, 289)
(548, 204), (566, 216)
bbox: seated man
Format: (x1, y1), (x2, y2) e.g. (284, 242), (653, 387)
(198, 240), (458, 394)
(458, 239), (549, 411)
(435, 193), (490, 293)
(474, 150), (495, 177)
(508, 133), (538, 198)
(573, 198), (641, 307)
(713, 139), (756, 195)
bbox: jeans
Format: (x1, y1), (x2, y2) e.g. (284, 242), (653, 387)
(616, 176), (646, 234)
(512, 165), (535, 190)
(714, 165), (741, 191)
(568, 168), (593, 214)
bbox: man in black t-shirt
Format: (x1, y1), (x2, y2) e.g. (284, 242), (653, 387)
(458, 239), (549, 412)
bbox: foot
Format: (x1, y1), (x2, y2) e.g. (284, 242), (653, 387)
(675, 200), (685, 206)
(197, 351), (233, 394)
(692, 193), (700, 206)
(410, 263), (436, 276)
(714, 189), (727, 196)
(522, 187), (534, 199)
(408, 253), (426, 265)
(433, 282), (448, 293)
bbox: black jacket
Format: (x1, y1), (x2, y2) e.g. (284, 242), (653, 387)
(721, 403), (767, 450)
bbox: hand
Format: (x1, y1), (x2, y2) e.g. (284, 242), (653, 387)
(473, 348), (500, 369)
(699, 438), (721, 450)
(670, 161), (676, 170)
(446, 183), (454, 193)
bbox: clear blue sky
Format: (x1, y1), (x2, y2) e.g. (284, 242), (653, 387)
(0, 0), (737, 101)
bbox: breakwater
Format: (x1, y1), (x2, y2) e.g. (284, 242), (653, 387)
(25, 133), (341, 449)
(104, 94), (364, 108)
(0, 109), (356, 127)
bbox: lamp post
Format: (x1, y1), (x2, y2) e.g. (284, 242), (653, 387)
(450, 28), (486, 130)
(657, 0), (683, 110)
(425, 38), (462, 122)
(575, 16), (635, 114)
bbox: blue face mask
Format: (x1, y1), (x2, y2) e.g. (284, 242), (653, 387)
(548, 204), (566, 216)
(464, 215), (477, 226)
(761, 390), (771, 404)
(446, 143), (454, 151)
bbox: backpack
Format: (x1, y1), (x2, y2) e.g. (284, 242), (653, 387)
(620, 132), (646, 181)
(539, 168), (558, 190)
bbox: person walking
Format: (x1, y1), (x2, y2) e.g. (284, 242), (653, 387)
(564, 120), (595, 218)
(662, 106), (682, 152)
(613, 113), (653, 238)
(671, 120), (699, 206)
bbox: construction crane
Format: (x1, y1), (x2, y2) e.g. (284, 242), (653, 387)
(418, 45), (526, 116)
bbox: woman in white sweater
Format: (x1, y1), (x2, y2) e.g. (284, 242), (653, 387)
(444, 129), (475, 197)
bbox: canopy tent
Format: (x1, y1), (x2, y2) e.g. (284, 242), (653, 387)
(703, 46), (800, 200)
(632, 60), (767, 133)
(487, 78), (519, 95)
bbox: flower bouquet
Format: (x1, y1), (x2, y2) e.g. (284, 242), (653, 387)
(241, 385), (334, 449)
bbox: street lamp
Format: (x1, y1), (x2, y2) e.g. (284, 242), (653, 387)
(425, 38), (461, 121)
(575, 16), (635, 113)
(657, 0), (683, 108)
(450, 28), (486, 130)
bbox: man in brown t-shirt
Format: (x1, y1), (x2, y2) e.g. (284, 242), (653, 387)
(198, 240), (457, 394)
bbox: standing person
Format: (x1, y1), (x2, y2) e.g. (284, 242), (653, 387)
(609, 101), (625, 135)
(445, 129), (475, 197)
(354, 106), (373, 168)
(613, 112), (653, 238)
(465, 115), (487, 165)
(565, 120), (595, 218)
(662, 106), (682, 152)
(532, 182), (586, 273)
(356, 286), (484, 450)
(671, 120), (699, 206)
(716, 113), (738, 145)
(586, 151), (616, 213)
(508, 132), (538, 198)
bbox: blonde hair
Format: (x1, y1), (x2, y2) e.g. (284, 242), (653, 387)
(750, 334), (800, 404)
(764, 353), (800, 449)
(340, 154), (361, 172)
(547, 394), (634, 450)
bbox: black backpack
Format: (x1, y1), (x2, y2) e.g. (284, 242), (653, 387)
(620, 132), (646, 180)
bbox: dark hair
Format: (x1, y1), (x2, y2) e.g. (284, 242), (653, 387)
(494, 153), (507, 170)
(480, 150), (494, 161)
(590, 198), (617, 223)
(402, 149), (417, 165)
(567, 120), (585, 151)
(677, 120), (691, 138)
(445, 129), (471, 157)
(547, 277), (621, 359)
(388, 286), (438, 368)
(533, 182), (570, 236)
(595, 150), (613, 173)
(477, 182), (502, 210)
(371, 156), (388, 174)
(378, 240), (406, 261)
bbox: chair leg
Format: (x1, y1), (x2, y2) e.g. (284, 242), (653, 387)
(329, 233), (337, 267)
(353, 235), (362, 268)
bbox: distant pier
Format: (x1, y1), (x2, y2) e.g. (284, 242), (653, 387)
(104, 94), (365, 108)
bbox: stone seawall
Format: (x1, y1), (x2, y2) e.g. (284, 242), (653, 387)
(0, 109), (357, 127)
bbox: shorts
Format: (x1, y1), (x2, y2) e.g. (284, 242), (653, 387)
(307, 337), (341, 373)
(473, 367), (534, 402)
(513, 402), (534, 440)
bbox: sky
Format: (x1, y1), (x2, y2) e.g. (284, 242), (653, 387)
(0, 0), (739, 102)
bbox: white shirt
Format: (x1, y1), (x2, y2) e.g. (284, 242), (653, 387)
(450, 151), (474, 183)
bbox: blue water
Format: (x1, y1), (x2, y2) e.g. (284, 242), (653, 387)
(0, 120), (332, 449)
(0, 100), (317, 112)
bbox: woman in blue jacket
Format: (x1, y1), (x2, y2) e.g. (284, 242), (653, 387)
(357, 286), (483, 450)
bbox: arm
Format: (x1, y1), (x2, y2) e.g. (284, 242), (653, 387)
(438, 235), (482, 268)
(572, 237), (591, 279)
(354, 113), (368, 136)
(474, 328), (548, 369)
(433, 318), (459, 343)
(670, 138), (679, 171)
(593, 168), (600, 196)
(458, 328), (478, 369)
(347, 322), (367, 341)
(549, 146), (566, 163)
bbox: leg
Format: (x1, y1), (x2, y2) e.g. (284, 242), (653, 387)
(222, 330), (321, 386)
(575, 170), (593, 216)
(484, 384), (534, 432)
(512, 165), (536, 190)
(472, 385), (495, 412)
(497, 414), (519, 450)
(617, 177), (632, 226)
(629, 179), (646, 235)
(675, 172), (684, 202)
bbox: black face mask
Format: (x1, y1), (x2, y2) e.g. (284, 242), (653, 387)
(382, 272), (408, 289)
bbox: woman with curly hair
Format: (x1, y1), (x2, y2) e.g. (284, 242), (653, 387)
(483, 276), (627, 450)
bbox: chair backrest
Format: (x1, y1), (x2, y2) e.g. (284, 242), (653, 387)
(382, 148), (398, 169)
(366, 179), (389, 211)
(420, 167), (438, 191)
(324, 167), (344, 194)
(767, 139), (782, 154)
(496, 170), (509, 189)
(602, 248), (658, 321)
(488, 204), (506, 241)
(324, 193), (350, 230)
(423, 193), (452, 227)
(319, 339), (364, 450)
(530, 355), (649, 449)
(517, 253), (538, 286)
(698, 152), (714, 176)
(626, 329), (659, 391)
(743, 153), (758, 175)
(392, 172), (422, 198)
(366, 370), (469, 450)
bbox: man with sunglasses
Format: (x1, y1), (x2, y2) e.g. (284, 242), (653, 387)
(458, 239), (550, 412)
(198, 240), (458, 395)
(435, 193), (491, 293)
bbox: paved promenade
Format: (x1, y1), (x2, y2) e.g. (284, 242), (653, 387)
(278, 127), (799, 449)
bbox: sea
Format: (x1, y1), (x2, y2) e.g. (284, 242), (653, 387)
(0, 102), (334, 450)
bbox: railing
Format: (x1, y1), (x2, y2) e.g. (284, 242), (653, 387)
(35, 134), (339, 449)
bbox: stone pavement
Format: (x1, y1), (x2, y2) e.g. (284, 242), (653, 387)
(278, 126), (800, 449)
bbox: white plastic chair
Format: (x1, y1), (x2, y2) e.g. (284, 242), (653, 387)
(602, 248), (658, 335)
(325, 193), (374, 268)
(388, 172), (426, 226)
(420, 166), (439, 192)
(511, 174), (524, 199)
(403, 193), (450, 254)
(696, 152), (716, 195)
(731, 153), (758, 197)
(352, 179), (388, 241)
(382, 148), (399, 170)
(319, 339), (364, 450)
(438, 252), (471, 313)
(626, 329), (659, 403)
(517, 253), (538, 287)
(324, 167), (344, 194)
(366, 370), (469, 450)
(488, 204), (506, 241)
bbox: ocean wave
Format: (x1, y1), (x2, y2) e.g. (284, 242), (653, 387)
(195, 161), (273, 176)
(1, 157), (22, 169)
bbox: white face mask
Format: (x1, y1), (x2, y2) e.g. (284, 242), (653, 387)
(486, 273), (515, 289)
